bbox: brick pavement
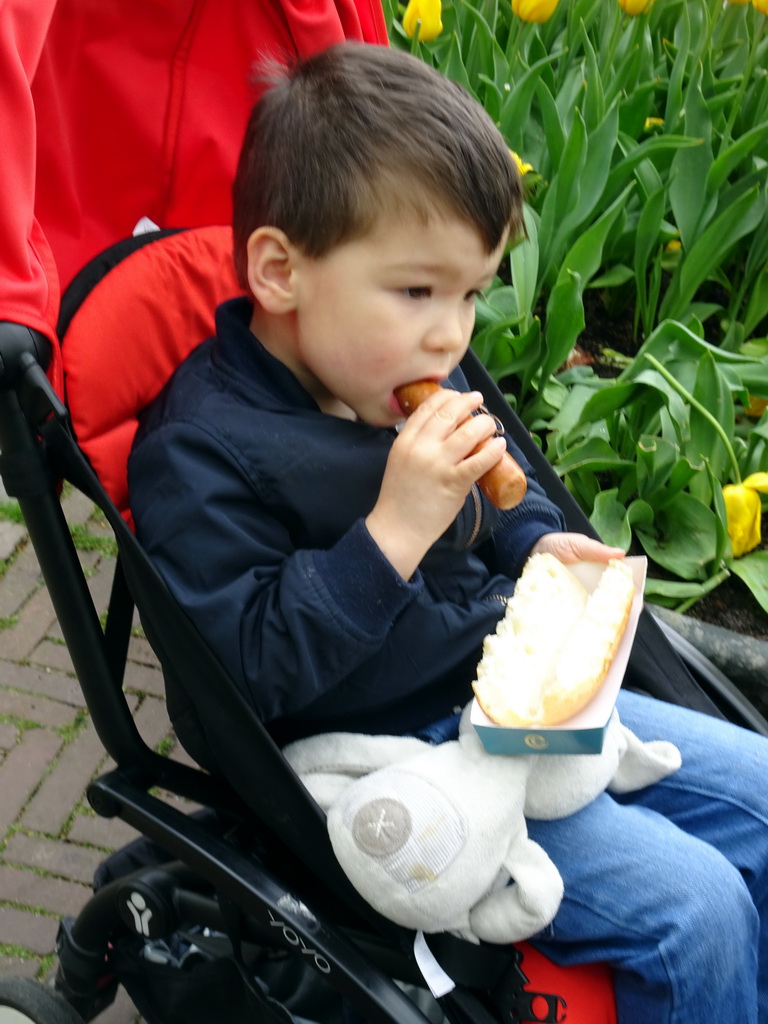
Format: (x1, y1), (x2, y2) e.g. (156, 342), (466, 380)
(0, 484), (196, 1023)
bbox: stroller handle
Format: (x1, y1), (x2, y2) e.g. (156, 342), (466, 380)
(0, 320), (52, 382)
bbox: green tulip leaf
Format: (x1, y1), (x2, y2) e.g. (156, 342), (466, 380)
(538, 109), (588, 276)
(708, 122), (768, 194)
(669, 62), (714, 251)
(554, 437), (634, 476)
(726, 552), (768, 617)
(508, 205), (540, 322)
(605, 134), (702, 203)
(456, 0), (508, 87)
(656, 455), (701, 509)
(744, 269), (768, 339)
(707, 460), (730, 569)
(476, 286), (519, 325)
(579, 20), (605, 132)
(634, 186), (667, 332)
(635, 492), (719, 580)
(590, 490), (652, 549)
(470, 315), (527, 366)
(687, 351), (734, 483)
(439, 32), (474, 95)
(533, 78), (566, 173)
(587, 264), (636, 289)
(548, 380), (608, 434)
(618, 81), (657, 139)
(643, 569), (730, 607)
(499, 52), (561, 150)
(635, 435), (694, 502)
(578, 380), (659, 424)
(662, 184), (767, 321)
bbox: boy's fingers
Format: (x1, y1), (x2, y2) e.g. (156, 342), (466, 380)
(532, 532), (626, 564)
(455, 411), (499, 454)
(465, 434), (507, 476)
(405, 389), (484, 434)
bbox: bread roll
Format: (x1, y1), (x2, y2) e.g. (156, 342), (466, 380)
(472, 553), (634, 728)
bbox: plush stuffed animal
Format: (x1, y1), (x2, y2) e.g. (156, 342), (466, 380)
(283, 707), (680, 944)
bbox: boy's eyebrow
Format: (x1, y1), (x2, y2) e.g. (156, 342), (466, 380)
(385, 258), (497, 285)
(385, 258), (450, 274)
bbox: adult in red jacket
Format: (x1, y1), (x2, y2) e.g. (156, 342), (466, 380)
(0, 0), (388, 395)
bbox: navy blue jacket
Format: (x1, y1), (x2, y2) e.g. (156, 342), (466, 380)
(128, 298), (565, 744)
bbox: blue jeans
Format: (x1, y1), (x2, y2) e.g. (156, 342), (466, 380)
(525, 688), (768, 1024)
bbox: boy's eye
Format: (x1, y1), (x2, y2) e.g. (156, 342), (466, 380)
(464, 289), (482, 302)
(403, 287), (432, 299)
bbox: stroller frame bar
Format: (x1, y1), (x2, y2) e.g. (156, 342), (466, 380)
(64, 771), (436, 1024)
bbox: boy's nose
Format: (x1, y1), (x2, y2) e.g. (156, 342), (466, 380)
(425, 308), (469, 354)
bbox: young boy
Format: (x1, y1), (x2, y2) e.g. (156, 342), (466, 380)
(128, 42), (768, 1024)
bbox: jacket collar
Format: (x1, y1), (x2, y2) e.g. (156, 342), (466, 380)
(212, 297), (319, 413)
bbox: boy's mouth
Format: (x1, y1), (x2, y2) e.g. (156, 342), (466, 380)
(389, 391), (408, 418)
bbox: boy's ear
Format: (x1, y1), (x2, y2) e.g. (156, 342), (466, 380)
(245, 227), (300, 314)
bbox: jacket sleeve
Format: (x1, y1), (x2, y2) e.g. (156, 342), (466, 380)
(487, 429), (567, 579)
(0, 0), (61, 350)
(129, 420), (424, 723)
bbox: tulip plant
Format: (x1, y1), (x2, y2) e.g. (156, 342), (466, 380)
(386, 0), (768, 617)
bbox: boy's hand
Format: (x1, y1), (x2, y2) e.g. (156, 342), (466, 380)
(366, 388), (505, 579)
(530, 532), (626, 565)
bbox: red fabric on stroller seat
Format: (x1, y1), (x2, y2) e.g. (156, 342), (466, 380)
(515, 942), (616, 1023)
(62, 227), (242, 528)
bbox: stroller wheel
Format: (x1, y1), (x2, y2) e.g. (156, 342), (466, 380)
(0, 978), (83, 1024)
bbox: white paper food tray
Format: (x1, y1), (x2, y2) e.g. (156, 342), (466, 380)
(470, 556), (647, 755)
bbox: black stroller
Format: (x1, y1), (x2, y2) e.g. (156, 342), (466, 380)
(0, 225), (765, 1024)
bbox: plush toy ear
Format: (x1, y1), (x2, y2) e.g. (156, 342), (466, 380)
(607, 721), (682, 794)
(283, 732), (431, 811)
(523, 711), (682, 821)
(283, 731), (428, 778)
(469, 837), (564, 944)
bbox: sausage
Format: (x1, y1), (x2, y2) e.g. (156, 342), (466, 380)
(394, 381), (527, 510)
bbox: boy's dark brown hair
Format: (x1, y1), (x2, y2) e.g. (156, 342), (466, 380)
(232, 42), (522, 287)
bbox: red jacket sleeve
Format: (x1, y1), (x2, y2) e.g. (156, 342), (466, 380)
(0, 0), (61, 361)
(31, 0), (389, 295)
(3, 0), (387, 404)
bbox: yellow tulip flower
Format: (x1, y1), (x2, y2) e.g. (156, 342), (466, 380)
(744, 395), (768, 419)
(723, 473), (768, 557)
(619, 0), (656, 12)
(403, 0), (443, 41)
(753, 0), (768, 14)
(511, 0), (559, 24)
(510, 150), (534, 176)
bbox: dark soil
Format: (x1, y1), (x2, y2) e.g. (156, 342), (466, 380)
(576, 289), (639, 375)
(684, 568), (768, 640)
